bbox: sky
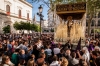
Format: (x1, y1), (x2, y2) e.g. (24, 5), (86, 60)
(26, 0), (49, 21)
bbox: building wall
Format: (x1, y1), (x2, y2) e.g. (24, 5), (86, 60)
(0, 0), (32, 33)
(86, 16), (100, 34)
(48, 9), (60, 31)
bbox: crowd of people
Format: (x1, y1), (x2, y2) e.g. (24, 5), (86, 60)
(0, 33), (100, 66)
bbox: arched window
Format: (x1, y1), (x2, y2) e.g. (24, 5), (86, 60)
(6, 5), (10, 15)
(98, 20), (100, 26)
(18, 9), (21, 18)
(27, 13), (29, 20)
(86, 20), (88, 27)
(91, 20), (95, 26)
(98, 12), (100, 18)
(91, 29), (94, 33)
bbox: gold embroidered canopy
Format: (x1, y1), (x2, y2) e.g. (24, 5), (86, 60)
(56, 2), (86, 20)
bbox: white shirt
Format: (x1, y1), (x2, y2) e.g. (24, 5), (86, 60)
(82, 52), (90, 62)
(50, 61), (60, 66)
(37, 43), (42, 49)
(53, 48), (60, 55)
(71, 58), (79, 65)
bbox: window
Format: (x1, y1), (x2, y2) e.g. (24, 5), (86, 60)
(91, 29), (94, 33)
(91, 20), (95, 26)
(98, 20), (100, 26)
(98, 12), (100, 18)
(6, 5), (10, 15)
(27, 13), (29, 20)
(86, 20), (88, 27)
(18, 9), (21, 18)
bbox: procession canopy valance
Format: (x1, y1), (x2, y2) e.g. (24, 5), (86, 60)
(56, 2), (86, 14)
(56, 2), (86, 20)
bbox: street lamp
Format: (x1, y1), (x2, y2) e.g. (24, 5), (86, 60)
(37, 5), (44, 39)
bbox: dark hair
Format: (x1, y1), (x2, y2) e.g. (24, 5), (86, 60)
(71, 52), (76, 58)
(19, 59), (25, 65)
(39, 53), (45, 58)
(15, 49), (20, 53)
(79, 59), (85, 66)
(52, 55), (58, 61)
(92, 51), (98, 56)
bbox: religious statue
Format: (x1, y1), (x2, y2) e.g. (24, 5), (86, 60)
(67, 16), (73, 37)
(54, 16), (85, 43)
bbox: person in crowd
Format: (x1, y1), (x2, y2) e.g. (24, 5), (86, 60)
(14, 41), (18, 49)
(64, 49), (72, 66)
(27, 59), (36, 66)
(4, 46), (12, 58)
(85, 39), (89, 47)
(0, 43), (4, 52)
(94, 46), (100, 51)
(11, 40), (15, 53)
(32, 45), (39, 60)
(77, 47), (90, 66)
(18, 59), (25, 66)
(88, 40), (94, 51)
(6, 40), (12, 52)
(17, 41), (28, 51)
(37, 40), (43, 49)
(71, 52), (79, 66)
(29, 54), (35, 61)
(39, 48), (48, 61)
(18, 49), (27, 61)
(65, 40), (73, 50)
(78, 59), (88, 66)
(91, 51), (100, 66)
(0, 52), (3, 64)
(50, 55), (60, 66)
(60, 57), (68, 66)
(45, 44), (52, 57)
(1, 55), (14, 66)
(57, 49), (64, 59)
(36, 53), (46, 66)
(53, 44), (60, 55)
(11, 49), (19, 66)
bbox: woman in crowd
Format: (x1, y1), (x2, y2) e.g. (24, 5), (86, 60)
(1, 55), (14, 66)
(60, 57), (68, 66)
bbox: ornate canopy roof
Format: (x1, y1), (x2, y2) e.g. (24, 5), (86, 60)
(56, 2), (86, 20)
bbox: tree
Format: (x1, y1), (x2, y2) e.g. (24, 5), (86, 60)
(30, 24), (40, 32)
(13, 22), (22, 30)
(3, 25), (10, 33)
(13, 21), (40, 32)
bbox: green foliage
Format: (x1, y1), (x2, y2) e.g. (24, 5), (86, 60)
(13, 21), (39, 32)
(3, 25), (10, 33)
(95, 29), (100, 33)
(13, 22), (20, 30)
(30, 24), (40, 32)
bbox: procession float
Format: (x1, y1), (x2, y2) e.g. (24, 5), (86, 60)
(54, 2), (86, 44)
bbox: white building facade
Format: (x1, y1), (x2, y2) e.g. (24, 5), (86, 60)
(48, 9), (60, 32)
(0, 0), (32, 33)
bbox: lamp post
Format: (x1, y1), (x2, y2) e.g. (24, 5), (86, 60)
(37, 5), (43, 39)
